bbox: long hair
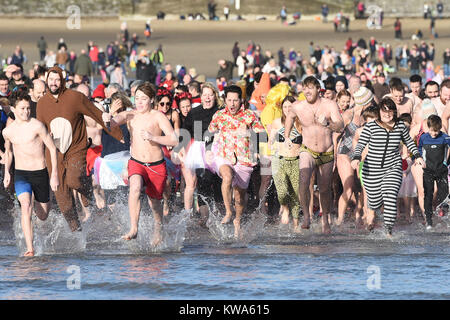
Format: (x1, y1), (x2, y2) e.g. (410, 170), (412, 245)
(201, 82), (224, 108)
(280, 95), (301, 132)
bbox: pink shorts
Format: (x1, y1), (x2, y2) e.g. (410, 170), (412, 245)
(215, 157), (254, 190)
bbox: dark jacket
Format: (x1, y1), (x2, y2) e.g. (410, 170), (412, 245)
(74, 54), (93, 76)
(217, 61), (234, 81)
(136, 60), (157, 83)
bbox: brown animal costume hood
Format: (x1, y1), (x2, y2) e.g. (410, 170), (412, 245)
(46, 66), (66, 97)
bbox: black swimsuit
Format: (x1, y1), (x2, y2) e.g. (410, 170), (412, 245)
(277, 126), (302, 145)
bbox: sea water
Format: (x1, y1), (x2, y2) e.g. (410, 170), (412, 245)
(1, 197), (450, 300)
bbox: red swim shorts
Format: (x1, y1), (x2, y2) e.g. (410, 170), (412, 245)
(128, 157), (167, 200)
(86, 145), (103, 176)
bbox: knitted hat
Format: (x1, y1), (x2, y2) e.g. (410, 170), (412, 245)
(421, 98), (437, 120)
(353, 86), (374, 107)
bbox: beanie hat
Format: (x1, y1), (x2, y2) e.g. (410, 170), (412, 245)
(353, 86), (374, 107)
(92, 84), (106, 99)
(335, 75), (348, 89)
(421, 98), (437, 120)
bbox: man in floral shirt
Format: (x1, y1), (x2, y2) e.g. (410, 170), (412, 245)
(208, 85), (264, 239)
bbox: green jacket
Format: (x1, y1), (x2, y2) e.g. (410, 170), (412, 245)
(74, 54), (93, 76)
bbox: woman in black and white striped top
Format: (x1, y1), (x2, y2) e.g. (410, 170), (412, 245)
(351, 98), (425, 236)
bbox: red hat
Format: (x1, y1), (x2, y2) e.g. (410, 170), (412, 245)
(92, 84), (106, 99)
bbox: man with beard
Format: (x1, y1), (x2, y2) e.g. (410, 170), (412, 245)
(435, 80), (450, 131)
(284, 76), (344, 233)
(36, 67), (123, 231)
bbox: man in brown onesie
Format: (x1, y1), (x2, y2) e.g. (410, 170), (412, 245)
(36, 67), (123, 231)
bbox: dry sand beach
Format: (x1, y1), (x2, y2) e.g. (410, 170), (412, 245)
(0, 17), (449, 78)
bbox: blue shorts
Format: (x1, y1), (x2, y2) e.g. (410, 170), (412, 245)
(14, 168), (50, 203)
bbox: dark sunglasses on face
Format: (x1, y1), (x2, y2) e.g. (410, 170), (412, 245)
(159, 102), (170, 107)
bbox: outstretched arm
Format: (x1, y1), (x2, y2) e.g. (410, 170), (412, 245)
(80, 93), (123, 142)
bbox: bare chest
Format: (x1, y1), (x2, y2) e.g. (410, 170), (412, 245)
(298, 104), (329, 127)
(129, 115), (161, 138)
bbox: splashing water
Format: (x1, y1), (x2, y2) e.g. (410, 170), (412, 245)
(200, 191), (268, 244)
(12, 191), (189, 256)
(13, 204), (87, 256)
(84, 194), (189, 254)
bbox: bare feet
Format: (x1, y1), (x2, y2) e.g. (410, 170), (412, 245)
(24, 250), (34, 257)
(151, 223), (162, 247)
(280, 209), (289, 225)
(221, 213), (232, 224)
(69, 219), (82, 232)
(151, 232), (162, 247)
(122, 229), (138, 240)
(355, 217), (364, 228)
(301, 223), (310, 229)
(233, 219), (242, 240)
(81, 212), (91, 222)
(95, 198), (105, 211)
(301, 216), (310, 229)
(322, 220), (331, 234)
(163, 201), (169, 217)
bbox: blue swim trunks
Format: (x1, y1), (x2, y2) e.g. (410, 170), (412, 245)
(14, 168), (50, 203)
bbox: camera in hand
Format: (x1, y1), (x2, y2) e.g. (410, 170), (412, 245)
(104, 98), (111, 129)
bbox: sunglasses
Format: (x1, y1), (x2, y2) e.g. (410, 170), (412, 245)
(159, 102), (171, 107)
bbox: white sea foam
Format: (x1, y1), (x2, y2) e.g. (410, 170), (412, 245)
(13, 205), (87, 256)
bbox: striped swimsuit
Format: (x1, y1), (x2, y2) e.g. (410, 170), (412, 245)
(352, 120), (421, 233)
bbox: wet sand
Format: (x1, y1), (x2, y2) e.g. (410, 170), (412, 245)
(1, 17), (449, 78)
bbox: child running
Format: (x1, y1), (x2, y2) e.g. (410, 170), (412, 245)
(102, 82), (178, 246)
(418, 115), (450, 229)
(2, 91), (59, 257)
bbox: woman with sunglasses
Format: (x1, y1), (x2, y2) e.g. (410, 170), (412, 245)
(156, 88), (181, 216)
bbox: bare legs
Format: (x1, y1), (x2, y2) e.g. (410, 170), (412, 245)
(219, 164), (247, 239)
(73, 190), (91, 222)
(258, 156), (272, 215)
(317, 161), (333, 234)
(122, 174), (165, 247)
(336, 154), (355, 225)
(122, 175), (142, 240)
(298, 152), (332, 234)
(148, 197), (163, 247)
(181, 166), (197, 212)
(18, 192), (50, 257)
(411, 164), (425, 220)
(162, 177), (171, 216)
(220, 165), (234, 224)
(92, 175), (105, 211)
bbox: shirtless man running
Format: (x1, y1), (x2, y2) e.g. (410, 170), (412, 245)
(2, 92), (59, 256)
(436, 79), (450, 132)
(384, 78), (414, 115)
(284, 76), (344, 233)
(102, 82), (177, 247)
